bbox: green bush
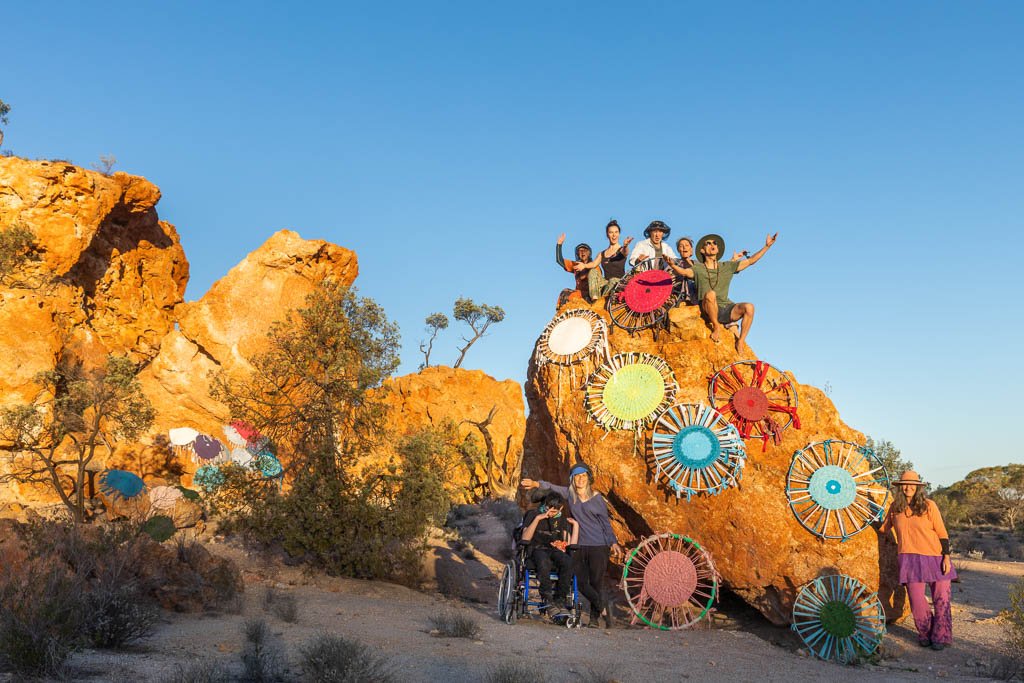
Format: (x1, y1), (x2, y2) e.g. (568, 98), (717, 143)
(488, 661), (541, 683)
(225, 429), (449, 583)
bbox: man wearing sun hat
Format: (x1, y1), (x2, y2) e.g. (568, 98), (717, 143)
(628, 220), (678, 266)
(669, 231), (778, 351)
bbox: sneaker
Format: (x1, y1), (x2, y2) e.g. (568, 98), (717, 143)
(930, 642), (946, 651)
(587, 610), (601, 628)
(918, 639), (932, 648)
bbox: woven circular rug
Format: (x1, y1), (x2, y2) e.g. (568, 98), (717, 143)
(98, 469), (146, 502)
(621, 533), (719, 630)
(649, 403), (746, 501)
(535, 309), (609, 366)
(607, 259), (683, 332)
(584, 353), (677, 432)
(708, 359), (801, 451)
(786, 440), (890, 541)
(791, 574), (886, 663)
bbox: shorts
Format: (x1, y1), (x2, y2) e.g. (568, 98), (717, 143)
(717, 303), (736, 324)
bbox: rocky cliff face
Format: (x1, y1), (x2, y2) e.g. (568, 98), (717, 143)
(0, 157), (188, 404)
(523, 300), (902, 625)
(0, 157), (359, 503)
(372, 366), (525, 501)
(137, 229), (358, 441)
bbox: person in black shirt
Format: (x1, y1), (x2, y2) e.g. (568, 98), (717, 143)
(521, 491), (579, 616)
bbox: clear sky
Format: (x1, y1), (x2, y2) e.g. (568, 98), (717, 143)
(3, 2), (1022, 485)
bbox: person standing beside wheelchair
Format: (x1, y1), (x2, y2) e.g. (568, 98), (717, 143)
(520, 491), (579, 617)
(521, 462), (623, 628)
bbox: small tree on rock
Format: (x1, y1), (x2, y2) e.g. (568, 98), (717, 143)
(419, 312), (449, 369)
(0, 354), (155, 522)
(0, 97), (10, 147)
(452, 298), (505, 369)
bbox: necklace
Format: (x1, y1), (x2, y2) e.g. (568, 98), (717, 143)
(705, 259), (720, 289)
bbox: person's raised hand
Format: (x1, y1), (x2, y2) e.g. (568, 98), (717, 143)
(520, 478), (539, 490)
(624, 236), (634, 246)
(766, 232), (779, 247)
(557, 233), (566, 245)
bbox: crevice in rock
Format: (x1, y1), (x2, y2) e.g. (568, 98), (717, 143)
(604, 488), (654, 538)
(60, 202), (174, 307)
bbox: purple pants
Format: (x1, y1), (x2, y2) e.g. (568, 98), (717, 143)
(906, 581), (952, 645)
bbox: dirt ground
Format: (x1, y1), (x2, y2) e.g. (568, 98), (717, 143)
(43, 514), (1024, 682)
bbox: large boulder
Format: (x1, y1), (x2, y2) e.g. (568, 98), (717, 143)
(372, 366), (526, 501)
(523, 300), (902, 625)
(138, 230), (359, 441)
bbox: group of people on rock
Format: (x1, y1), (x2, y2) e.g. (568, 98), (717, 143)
(517, 463), (956, 648)
(555, 219), (778, 351)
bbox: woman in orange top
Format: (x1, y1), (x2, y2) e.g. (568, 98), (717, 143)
(880, 470), (957, 650)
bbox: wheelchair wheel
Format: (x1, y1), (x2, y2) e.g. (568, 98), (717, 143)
(498, 561), (517, 624)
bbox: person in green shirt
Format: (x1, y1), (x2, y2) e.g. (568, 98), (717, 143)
(669, 232), (778, 351)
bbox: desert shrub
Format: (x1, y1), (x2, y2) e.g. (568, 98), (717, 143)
(0, 562), (85, 677)
(226, 430), (449, 583)
(239, 619), (287, 682)
(0, 223), (37, 281)
(429, 609), (481, 639)
(985, 653), (1024, 681)
(488, 661), (541, 683)
(142, 514), (177, 543)
(1007, 577), (1024, 654)
(162, 660), (233, 683)
(82, 567), (158, 648)
(298, 634), (394, 683)
(263, 587), (299, 623)
(580, 665), (621, 683)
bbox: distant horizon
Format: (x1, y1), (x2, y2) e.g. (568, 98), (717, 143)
(4, 1), (1023, 487)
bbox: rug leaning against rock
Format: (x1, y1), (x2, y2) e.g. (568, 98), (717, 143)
(523, 300), (902, 625)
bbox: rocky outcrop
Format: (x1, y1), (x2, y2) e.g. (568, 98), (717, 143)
(0, 157), (188, 404)
(523, 301), (901, 625)
(137, 230), (358, 440)
(0, 157), (359, 504)
(372, 366), (525, 501)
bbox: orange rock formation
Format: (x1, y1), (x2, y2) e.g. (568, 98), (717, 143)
(372, 366), (525, 501)
(522, 301), (902, 625)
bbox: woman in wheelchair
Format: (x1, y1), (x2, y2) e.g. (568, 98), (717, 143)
(521, 461), (623, 629)
(520, 491), (579, 617)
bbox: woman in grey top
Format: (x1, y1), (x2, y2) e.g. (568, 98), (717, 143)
(521, 462), (622, 628)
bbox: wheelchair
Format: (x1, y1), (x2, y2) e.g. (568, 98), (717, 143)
(497, 541), (582, 628)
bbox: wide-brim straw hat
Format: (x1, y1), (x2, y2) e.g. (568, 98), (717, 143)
(696, 233), (725, 258)
(893, 470), (928, 486)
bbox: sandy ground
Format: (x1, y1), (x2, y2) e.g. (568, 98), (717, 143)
(41, 516), (1024, 682)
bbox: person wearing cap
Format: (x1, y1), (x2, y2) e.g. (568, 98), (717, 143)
(520, 491), (579, 617)
(668, 232), (778, 351)
(520, 462), (623, 629)
(555, 233), (598, 305)
(628, 220), (678, 267)
(879, 470), (956, 650)
(575, 219), (635, 299)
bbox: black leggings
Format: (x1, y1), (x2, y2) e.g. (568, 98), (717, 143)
(573, 545), (610, 614)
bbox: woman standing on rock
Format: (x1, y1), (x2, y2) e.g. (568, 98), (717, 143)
(880, 470), (957, 650)
(521, 462), (622, 628)
(575, 219), (634, 300)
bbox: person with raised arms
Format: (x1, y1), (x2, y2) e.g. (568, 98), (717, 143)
(628, 220), (677, 267)
(668, 232), (778, 350)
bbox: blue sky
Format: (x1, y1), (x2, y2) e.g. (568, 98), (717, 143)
(4, 2), (1022, 485)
